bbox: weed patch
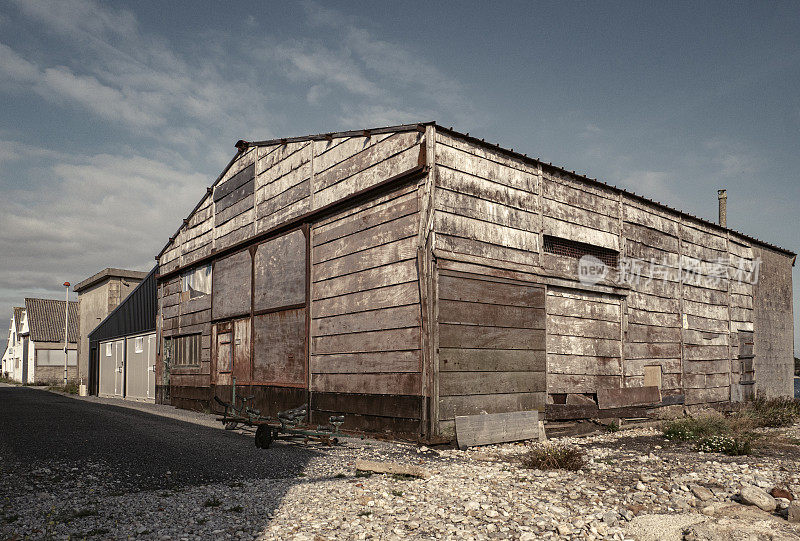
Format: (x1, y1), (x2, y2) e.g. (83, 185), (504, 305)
(695, 435), (752, 456)
(739, 396), (800, 428)
(660, 395), (800, 456)
(48, 383), (78, 395)
(663, 415), (731, 442)
(520, 443), (586, 471)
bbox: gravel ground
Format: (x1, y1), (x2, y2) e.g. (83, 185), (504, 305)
(2, 384), (800, 540)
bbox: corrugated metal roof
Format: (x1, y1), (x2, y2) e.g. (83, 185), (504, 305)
(24, 298), (78, 343)
(156, 121), (795, 260)
(12, 306), (24, 334)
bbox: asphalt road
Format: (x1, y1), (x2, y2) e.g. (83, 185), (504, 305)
(0, 385), (322, 492)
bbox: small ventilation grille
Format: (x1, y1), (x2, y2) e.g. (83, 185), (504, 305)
(543, 235), (618, 268)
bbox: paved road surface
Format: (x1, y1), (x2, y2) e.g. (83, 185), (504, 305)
(0, 385), (319, 491)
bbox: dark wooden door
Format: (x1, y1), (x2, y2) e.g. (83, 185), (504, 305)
(213, 322), (233, 387)
(232, 317), (251, 384)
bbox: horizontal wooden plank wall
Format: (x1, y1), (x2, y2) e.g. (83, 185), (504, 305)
(542, 169), (620, 252)
(679, 219), (732, 404)
(309, 184), (423, 435)
(437, 271), (546, 438)
(159, 130), (424, 278)
(433, 130), (757, 409)
(433, 132), (540, 266)
(622, 200), (683, 398)
(156, 128), (426, 413)
(546, 287), (622, 395)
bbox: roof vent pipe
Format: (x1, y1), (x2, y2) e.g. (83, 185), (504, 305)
(718, 189), (727, 228)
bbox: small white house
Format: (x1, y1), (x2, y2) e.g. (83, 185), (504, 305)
(3, 299), (78, 384)
(3, 307), (26, 381)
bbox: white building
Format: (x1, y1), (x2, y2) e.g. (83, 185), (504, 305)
(2, 307), (26, 381)
(2, 300), (78, 384)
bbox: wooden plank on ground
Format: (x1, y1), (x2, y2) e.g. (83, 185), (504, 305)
(355, 459), (430, 479)
(454, 410), (540, 449)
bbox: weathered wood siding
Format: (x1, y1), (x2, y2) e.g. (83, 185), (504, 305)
(159, 129), (424, 277)
(157, 129), (427, 416)
(310, 184), (423, 434)
(155, 123), (791, 432)
(433, 132), (540, 265)
(437, 271), (546, 437)
(433, 129), (766, 410)
(546, 287), (622, 395)
(622, 199), (683, 399)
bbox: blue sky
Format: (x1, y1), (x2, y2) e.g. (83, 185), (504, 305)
(0, 0), (797, 355)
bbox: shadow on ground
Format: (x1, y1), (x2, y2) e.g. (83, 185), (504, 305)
(0, 385), (323, 539)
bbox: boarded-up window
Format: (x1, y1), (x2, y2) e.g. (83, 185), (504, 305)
(181, 264), (212, 299)
(212, 250), (252, 320)
(36, 349), (77, 366)
(546, 287), (622, 395)
(644, 365), (662, 389)
(254, 230), (306, 311)
(437, 273), (546, 421)
(252, 308), (306, 385)
(168, 334), (201, 366)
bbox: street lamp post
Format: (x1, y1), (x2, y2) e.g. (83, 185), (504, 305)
(63, 281), (70, 386)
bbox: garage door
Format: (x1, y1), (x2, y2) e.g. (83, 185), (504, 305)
(99, 339), (124, 398)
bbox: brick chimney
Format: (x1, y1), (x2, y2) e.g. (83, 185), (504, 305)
(718, 189), (727, 228)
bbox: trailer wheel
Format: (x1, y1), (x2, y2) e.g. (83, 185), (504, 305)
(255, 425), (272, 449)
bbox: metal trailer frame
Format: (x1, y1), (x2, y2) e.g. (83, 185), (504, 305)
(214, 377), (344, 448)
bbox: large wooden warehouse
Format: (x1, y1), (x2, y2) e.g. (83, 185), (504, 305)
(154, 122), (795, 440)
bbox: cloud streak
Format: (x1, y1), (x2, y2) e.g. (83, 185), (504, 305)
(0, 0), (473, 353)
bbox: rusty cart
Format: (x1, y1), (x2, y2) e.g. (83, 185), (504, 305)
(214, 378), (345, 448)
